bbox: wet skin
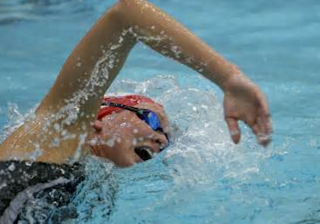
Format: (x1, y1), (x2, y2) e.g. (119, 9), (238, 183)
(88, 102), (170, 167)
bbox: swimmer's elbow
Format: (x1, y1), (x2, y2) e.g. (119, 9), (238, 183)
(107, 1), (124, 22)
(112, 0), (147, 21)
(116, 0), (145, 8)
(108, 0), (133, 27)
(113, 0), (135, 14)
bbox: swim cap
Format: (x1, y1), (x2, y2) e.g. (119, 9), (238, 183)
(97, 95), (162, 120)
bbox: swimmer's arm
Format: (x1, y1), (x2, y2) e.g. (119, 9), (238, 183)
(38, 0), (239, 120)
(116, 0), (239, 89)
(37, 0), (271, 145)
(0, 0), (271, 163)
(114, 0), (272, 145)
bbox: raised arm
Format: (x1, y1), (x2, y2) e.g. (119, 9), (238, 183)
(59, 0), (270, 140)
(37, 0), (237, 119)
(40, 0), (271, 142)
(0, 0), (271, 163)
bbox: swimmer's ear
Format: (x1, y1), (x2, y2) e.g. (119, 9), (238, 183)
(93, 120), (103, 132)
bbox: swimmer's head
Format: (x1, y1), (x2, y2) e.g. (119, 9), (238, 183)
(88, 95), (170, 167)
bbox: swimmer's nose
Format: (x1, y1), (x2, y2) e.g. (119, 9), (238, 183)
(153, 132), (169, 152)
(93, 120), (103, 132)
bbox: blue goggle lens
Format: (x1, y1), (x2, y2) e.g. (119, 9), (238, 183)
(140, 111), (161, 131)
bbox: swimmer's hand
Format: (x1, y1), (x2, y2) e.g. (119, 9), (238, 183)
(222, 74), (272, 147)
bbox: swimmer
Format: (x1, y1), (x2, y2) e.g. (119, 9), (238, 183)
(0, 0), (272, 222)
(0, 0), (273, 167)
(0, 0), (272, 166)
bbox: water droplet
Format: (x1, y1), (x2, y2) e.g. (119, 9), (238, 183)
(8, 163), (15, 171)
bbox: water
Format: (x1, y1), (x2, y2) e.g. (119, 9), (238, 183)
(1, 0), (320, 223)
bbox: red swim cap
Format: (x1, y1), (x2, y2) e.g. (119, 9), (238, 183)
(97, 95), (162, 120)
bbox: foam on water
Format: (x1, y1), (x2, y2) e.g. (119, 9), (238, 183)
(67, 156), (118, 224)
(82, 75), (271, 224)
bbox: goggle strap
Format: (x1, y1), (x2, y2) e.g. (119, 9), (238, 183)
(102, 102), (144, 114)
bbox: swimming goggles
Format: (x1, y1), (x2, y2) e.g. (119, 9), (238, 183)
(101, 101), (170, 143)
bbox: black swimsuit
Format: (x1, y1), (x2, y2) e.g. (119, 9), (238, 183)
(0, 161), (85, 224)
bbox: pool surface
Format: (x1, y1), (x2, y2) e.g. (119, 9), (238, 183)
(1, 0), (320, 223)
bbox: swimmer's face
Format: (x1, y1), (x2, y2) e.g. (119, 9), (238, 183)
(88, 103), (170, 167)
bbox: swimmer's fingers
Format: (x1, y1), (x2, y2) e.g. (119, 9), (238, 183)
(252, 108), (272, 147)
(260, 105), (272, 136)
(258, 92), (272, 134)
(257, 112), (272, 147)
(226, 117), (241, 144)
(257, 99), (272, 146)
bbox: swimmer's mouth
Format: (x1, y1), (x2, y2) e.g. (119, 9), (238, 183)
(134, 146), (155, 161)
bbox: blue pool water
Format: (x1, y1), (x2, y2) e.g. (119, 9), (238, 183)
(1, 0), (320, 223)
